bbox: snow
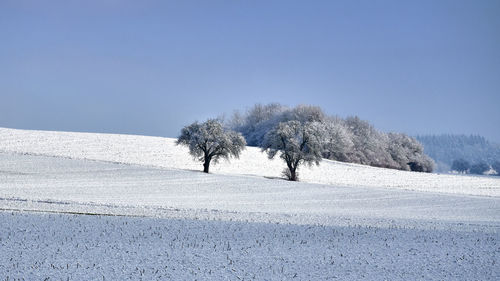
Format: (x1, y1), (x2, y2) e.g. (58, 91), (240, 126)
(0, 127), (499, 280)
(1, 127), (499, 196)
(1, 211), (498, 280)
(0, 153), (499, 224)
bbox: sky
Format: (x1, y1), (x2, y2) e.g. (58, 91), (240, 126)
(1, 0), (499, 142)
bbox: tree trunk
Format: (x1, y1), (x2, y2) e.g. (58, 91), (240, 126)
(285, 160), (298, 181)
(203, 156), (211, 173)
(290, 168), (297, 181)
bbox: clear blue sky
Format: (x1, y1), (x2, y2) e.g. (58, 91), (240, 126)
(1, 0), (499, 141)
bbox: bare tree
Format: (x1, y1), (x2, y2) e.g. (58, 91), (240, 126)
(177, 119), (246, 173)
(261, 120), (324, 181)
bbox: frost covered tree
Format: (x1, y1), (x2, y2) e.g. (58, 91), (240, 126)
(228, 103), (326, 147)
(282, 104), (326, 124)
(407, 154), (435, 173)
(261, 120), (324, 181)
(233, 103), (287, 146)
(177, 119), (246, 173)
(228, 103), (435, 173)
(388, 133), (435, 172)
(344, 116), (382, 165)
(322, 117), (354, 162)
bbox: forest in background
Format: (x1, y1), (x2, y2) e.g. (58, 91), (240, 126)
(416, 134), (500, 173)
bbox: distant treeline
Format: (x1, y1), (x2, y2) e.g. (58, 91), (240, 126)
(225, 103), (434, 172)
(416, 134), (500, 172)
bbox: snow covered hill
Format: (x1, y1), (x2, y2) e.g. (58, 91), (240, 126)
(2, 152), (498, 225)
(1, 127), (499, 196)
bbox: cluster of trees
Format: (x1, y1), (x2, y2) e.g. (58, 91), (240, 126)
(451, 158), (500, 176)
(176, 118), (327, 181)
(227, 103), (434, 173)
(177, 104), (436, 181)
(416, 134), (500, 172)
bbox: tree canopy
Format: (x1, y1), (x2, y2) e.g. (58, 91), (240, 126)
(261, 120), (324, 181)
(177, 119), (246, 173)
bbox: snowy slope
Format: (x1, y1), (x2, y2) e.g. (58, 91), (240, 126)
(1, 127), (499, 196)
(2, 152), (498, 225)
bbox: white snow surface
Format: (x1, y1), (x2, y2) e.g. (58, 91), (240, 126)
(1, 127), (500, 280)
(1, 152), (499, 225)
(1, 211), (498, 280)
(1, 127), (499, 196)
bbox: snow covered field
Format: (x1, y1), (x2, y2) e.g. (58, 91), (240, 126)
(1, 127), (499, 196)
(2, 211), (498, 280)
(1, 152), (499, 225)
(0, 127), (499, 280)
